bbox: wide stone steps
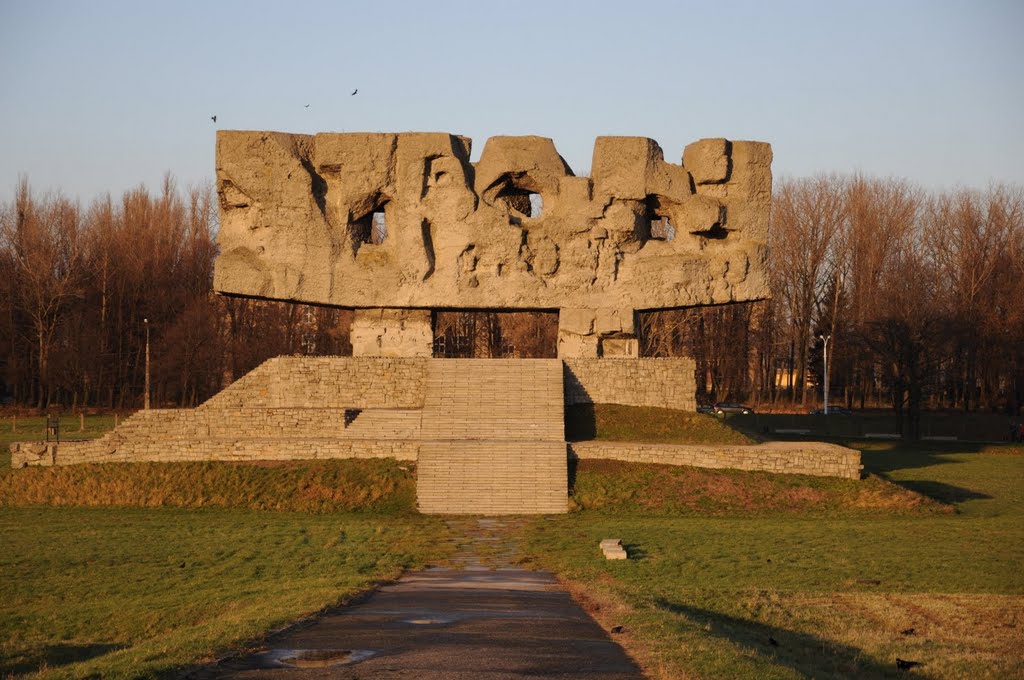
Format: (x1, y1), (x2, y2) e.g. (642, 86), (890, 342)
(417, 359), (567, 514)
(417, 441), (567, 514)
(420, 359), (564, 441)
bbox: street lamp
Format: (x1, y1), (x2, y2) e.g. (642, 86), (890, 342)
(819, 334), (831, 415)
(144, 318), (150, 411)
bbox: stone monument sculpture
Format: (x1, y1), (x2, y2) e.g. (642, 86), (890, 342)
(213, 132), (772, 357)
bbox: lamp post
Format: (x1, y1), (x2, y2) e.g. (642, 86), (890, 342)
(819, 334), (831, 415)
(144, 318), (150, 410)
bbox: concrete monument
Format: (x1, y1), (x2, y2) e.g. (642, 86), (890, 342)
(213, 132), (772, 357)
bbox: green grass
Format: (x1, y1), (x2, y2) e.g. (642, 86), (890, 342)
(520, 443), (1024, 679)
(0, 459), (418, 514)
(0, 507), (452, 679)
(566, 404), (755, 445)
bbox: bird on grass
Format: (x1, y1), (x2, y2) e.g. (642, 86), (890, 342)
(351, 88), (358, 96)
(210, 115), (217, 123)
(768, 636), (779, 647)
(900, 627), (916, 636)
(896, 658), (923, 671)
(610, 625), (624, 634)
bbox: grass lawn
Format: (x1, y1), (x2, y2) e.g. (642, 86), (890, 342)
(521, 442), (1024, 679)
(0, 507), (451, 679)
(566, 404), (755, 445)
(0, 415), (118, 452)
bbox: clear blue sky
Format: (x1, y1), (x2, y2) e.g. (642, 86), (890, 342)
(1, 0), (1021, 202)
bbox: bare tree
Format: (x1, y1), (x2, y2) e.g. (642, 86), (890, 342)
(769, 175), (846, 404)
(0, 179), (85, 407)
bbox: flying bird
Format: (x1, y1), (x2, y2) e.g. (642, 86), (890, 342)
(351, 88), (358, 96)
(211, 115), (217, 123)
(304, 104), (310, 108)
(896, 658), (923, 671)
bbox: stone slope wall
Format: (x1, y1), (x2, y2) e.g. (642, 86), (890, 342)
(202, 356), (429, 409)
(564, 358), (696, 410)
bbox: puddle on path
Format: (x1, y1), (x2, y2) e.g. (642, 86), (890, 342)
(257, 648), (377, 669)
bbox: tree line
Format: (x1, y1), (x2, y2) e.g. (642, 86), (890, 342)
(642, 175), (1024, 436)
(2, 174), (1022, 433)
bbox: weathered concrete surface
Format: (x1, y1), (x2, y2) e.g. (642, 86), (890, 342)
(214, 132), (771, 313)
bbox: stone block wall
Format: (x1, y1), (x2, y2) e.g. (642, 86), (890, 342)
(203, 356), (429, 409)
(569, 440), (862, 479)
(563, 357), (696, 410)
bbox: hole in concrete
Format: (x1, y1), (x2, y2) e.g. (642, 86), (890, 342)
(351, 199), (389, 249)
(371, 211), (387, 244)
(644, 196), (675, 241)
(650, 216), (676, 241)
(529, 192), (543, 218)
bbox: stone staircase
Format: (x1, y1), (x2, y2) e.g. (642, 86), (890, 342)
(417, 359), (567, 514)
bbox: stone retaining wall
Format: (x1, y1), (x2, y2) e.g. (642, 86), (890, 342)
(563, 358), (696, 410)
(569, 440), (862, 479)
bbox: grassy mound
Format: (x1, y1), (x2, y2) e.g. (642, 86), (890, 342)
(0, 459), (417, 513)
(566, 404), (755, 445)
(568, 459), (948, 515)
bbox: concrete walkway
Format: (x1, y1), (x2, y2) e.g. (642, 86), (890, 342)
(196, 519), (644, 679)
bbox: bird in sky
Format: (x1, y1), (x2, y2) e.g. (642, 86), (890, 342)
(211, 115), (217, 123)
(304, 104), (310, 108)
(351, 88), (358, 96)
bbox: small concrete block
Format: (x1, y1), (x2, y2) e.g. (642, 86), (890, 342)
(603, 548), (628, 560)
(600, 538), (622, 550)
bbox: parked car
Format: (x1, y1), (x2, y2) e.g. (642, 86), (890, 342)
(714, 402), (755, 415)
(696, 403), (715, 414)
(808, 406), (852, 416)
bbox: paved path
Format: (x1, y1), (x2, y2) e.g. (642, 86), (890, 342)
(194, 518), (644, 679)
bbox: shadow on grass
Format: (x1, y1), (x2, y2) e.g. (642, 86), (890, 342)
(567, 456), (579, 494)
(0, 643), (127, 676)
(892, 480), (992, 504)
(654, 599), (915, 679)
(622, 542), (648, 560)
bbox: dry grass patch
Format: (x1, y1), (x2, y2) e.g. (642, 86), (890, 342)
(0, 459), (417, 513)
